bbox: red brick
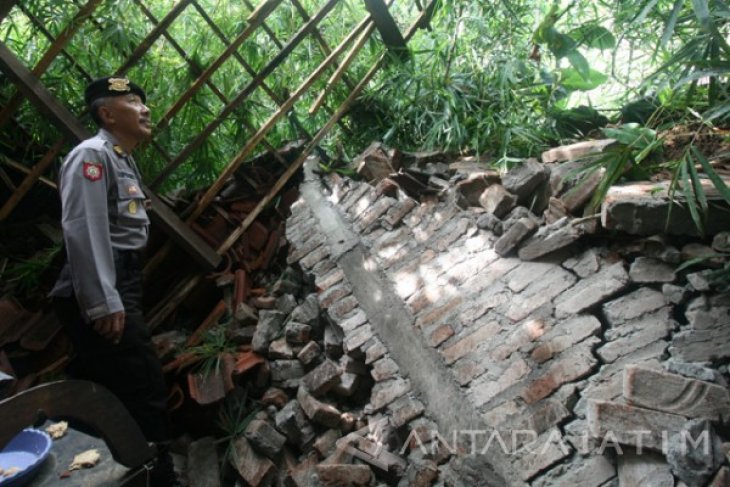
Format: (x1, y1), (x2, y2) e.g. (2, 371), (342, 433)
(429, 324), (455, 347)
(416, 297), (463, 329)
(521, 343), (596, 404)
(441, 321), (501, 364)
(231, 437), (275, 486)
(245, 220), (270, 251)
(316, 464), (372, 486)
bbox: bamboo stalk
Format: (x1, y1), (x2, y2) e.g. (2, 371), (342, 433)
(184, 7), (378, 223)
(152, 0), (283, 134)
(191, 0), (352, 140)
(14, 4), (94, 83)
(0, 139), (65, 220)
(290, 0), (355, 90)
(116, 0), (194, 75)
(217, 1), (432, 252)
(0, 0), (102, 129)
(308, 0), (394, 115)
(150, 0), (340, 189)
(134, 0), (290, 170)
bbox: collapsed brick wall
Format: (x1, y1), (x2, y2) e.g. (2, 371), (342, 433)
(285, 157), (730, 486)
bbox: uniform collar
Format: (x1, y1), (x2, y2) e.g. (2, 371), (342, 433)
(98, 128), (128, 157)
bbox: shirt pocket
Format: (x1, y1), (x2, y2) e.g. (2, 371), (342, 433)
(115, 177), (149, 225)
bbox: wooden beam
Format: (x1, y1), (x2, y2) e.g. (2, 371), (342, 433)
(150, 0), (340, 189)
(1, 156), (57, 189)
(0, 41), (220, 269)
(153, 0), (283, 134)
(218, 0), (435, 252)
(0, 166), (15, 191)
(190, 0), (352, 141)
(142, 2), (377, 276)
(290, 0), (355, 90)
(116, 0), (194, 75)
(146, 0), (435, 320)
(184, 6), (380, 224)
(0, 139), (65, 220)
(0, 0), (103, 129)
(309, 0), (396, 115)
(15, 3), (94, 83)
(145, 191), (220, 269)
(0, 42), (88, 141)
(134, 0), (289, 170)
(362, 0), (408, 55)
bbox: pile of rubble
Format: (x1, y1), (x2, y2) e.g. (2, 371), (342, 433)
(2, 135), (730, 486)
(351, 139), (730, 261)
(159, 263), (424, 486)
(0, 141), (438, 486)
(279, 139), (729, 486)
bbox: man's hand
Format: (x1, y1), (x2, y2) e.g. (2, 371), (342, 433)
(93, 311), (125, 344)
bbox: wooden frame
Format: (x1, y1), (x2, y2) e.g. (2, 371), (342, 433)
(0, 0), (433, 326)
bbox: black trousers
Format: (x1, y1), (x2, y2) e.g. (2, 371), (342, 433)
(53, 250), (171, 443)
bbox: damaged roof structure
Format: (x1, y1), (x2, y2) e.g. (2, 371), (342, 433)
(2, 1), (730, 486)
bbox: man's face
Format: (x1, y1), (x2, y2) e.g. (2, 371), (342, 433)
(101, 94), (151, 142)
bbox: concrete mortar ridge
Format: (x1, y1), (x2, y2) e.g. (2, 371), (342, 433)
(285, 155), (730, 487)
(296, 157), (516, 486)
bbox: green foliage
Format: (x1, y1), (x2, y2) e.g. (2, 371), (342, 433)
(217, 385), (260, 439)
(1, 0), (729, 211)
(0, 243), (62, 296)
(668, 142), (730, 235)
(218, 385), (261, 472)
(574, 124), (663, 212)
(352, 0), (729, 229)
(187, 324), (236, 376)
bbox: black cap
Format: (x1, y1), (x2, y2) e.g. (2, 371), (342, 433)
(84, 77), (146, 105)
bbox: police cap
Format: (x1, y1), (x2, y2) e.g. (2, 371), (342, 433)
(84, 77), (146, 105)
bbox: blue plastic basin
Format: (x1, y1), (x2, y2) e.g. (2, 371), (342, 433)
(0, 429), (52, 486)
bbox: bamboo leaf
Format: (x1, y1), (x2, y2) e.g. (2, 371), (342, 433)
(566, 50), (590, 79)
(633, 0), (661, 23)
(704, 102), (730, 121)
(660, 0), (685, 51)
(679, 154), (705, 235)
(570, 25), (616, 50)
(693, 145), (730, 204)
(559, 66), (607, 91)
(686, 148), (708, 214)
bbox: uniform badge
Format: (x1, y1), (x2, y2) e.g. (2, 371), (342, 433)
(128, 184), (139, 195)
(128, 200), (138, 215)
(108, 78), (131, 92)
(113, 145), (125, 156)
(83, 162), (103, 181)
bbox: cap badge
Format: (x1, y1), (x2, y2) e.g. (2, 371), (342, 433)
(108, 78), (131, 92)
(128, 200), (138, 215)
(83, 162), (103, 182)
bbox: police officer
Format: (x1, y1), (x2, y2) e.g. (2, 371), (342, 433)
(50, 77), (179, 486)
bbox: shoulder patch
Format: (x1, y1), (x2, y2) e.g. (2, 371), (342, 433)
(83, 162), (103, 182)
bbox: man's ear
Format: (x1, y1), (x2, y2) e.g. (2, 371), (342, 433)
(98, 104), (115, 126)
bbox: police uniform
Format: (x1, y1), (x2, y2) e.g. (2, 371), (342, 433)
(50, 79), (171, 446)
